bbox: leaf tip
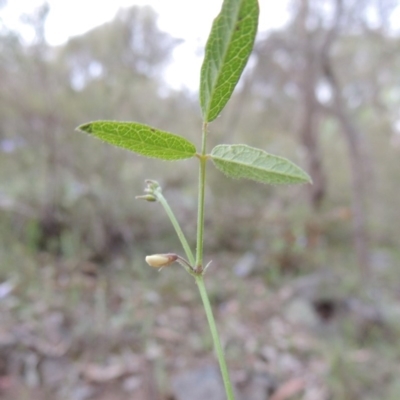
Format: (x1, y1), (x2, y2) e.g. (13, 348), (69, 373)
(303, 173), (313, 185)
(76, 123), (93, 134)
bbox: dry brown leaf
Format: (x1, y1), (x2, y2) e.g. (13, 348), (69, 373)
(270, 378), (305, 400)
(82, 363), (126, 383)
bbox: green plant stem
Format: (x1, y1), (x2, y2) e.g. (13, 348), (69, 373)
(155, 122), (235, 399)
(194, 122), (235, 399)
(156, 192), (195, 266)
(195, 123), (208, 270)
(196, 275), (235, 400)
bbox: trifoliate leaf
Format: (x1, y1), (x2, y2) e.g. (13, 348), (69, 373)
(210, 144), (312, 185)
(200, 0), (259, 122)
(77, 121), (196, 161)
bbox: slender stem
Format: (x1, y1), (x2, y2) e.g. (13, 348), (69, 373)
(196, 275), (235, 400)
(195, 123), (208, 270)
(156, 191), (195, 266)
(154, 122), (235, 399)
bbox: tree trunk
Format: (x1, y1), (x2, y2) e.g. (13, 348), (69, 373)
(297, 0), (327, 211)
(322, 58), (371, 276)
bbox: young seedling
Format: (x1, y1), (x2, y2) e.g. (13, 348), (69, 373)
(77, 1), (311, 398)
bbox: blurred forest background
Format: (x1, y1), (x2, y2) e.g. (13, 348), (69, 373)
(1, 0), (400, 399)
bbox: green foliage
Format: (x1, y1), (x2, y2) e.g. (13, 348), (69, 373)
(77, 121), (197, 161)
(200, 0), (259, 122)
(75, 0), (309, 191)
(210, 144), (312, 185)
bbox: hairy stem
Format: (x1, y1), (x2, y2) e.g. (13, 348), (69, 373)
(195, 122), (208, 271)
(194, 122), (235, 399)
(196, 275), (235, 400)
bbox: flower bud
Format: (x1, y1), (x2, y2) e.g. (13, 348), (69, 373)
(145, 253), (178, 268)
(135, 194), (157, 202)
(145, 180), (160, 191)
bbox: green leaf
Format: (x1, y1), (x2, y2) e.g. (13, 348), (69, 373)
(210, 144), (312, 185)
(77, 121), (197, 161)
(200, 0), (259, 123)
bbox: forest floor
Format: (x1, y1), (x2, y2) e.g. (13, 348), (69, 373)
(0, 246), (399, 400)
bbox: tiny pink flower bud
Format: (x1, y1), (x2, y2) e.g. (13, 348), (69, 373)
(145, 253), (178, 268)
